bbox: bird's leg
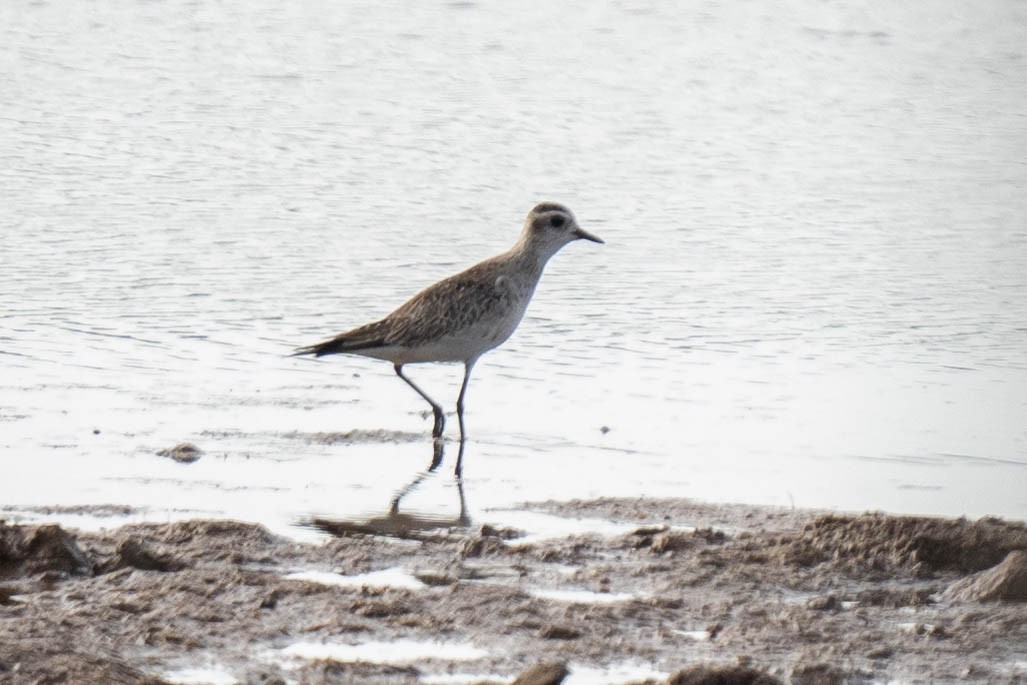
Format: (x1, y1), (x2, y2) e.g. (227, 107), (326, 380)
(389, 442), (445, 516)
(389, 469), (428, 515)
(428, 437), (444, 472)
(455, 476), (470, 526)
(394, 364), (445, 438)
(453, 360), (475, 478)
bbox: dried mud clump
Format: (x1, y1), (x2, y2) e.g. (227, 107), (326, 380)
(2, 501), (1025, 685)
(855, 587), (934, 608)
(623, 525), (729, 554)
(667, 664), (783, 685)
(156, 442), (202, 463)
(944, 550), (1027, 602)
(83, 519), (280, 570)
(1, 642), (169, 685)
(461, 525), (520, 557)
(97, 539), (188, 574)
(774, 513), (1027, 575)
(145, 519), (277, 553)
(789, 661), (849, 685)
(511, 661), (570, 685)
(0, 522), (92, 579)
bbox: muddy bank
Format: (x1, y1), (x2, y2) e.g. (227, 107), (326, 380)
(2, 499), (1026, 684)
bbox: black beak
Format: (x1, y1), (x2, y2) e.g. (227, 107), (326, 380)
(573, 227), (604, 244)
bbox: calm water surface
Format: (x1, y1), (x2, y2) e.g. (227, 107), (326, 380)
(2, 0), (1026, 533)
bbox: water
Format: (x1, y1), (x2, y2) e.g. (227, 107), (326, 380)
(2, 0), (1026, 532)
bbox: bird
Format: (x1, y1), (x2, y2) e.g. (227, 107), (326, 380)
(293, 202), (603, 476)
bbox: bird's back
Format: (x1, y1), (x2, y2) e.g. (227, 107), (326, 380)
(298, 249), (541, 364)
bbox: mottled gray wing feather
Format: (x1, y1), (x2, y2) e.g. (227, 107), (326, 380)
(385, 260), (509, 347)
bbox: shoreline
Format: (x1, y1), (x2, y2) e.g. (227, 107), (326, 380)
(2, 497), (1026, 684)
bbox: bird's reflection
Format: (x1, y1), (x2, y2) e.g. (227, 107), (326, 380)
(305, 438), (471, 539)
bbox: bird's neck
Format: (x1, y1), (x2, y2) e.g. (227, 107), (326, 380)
(508, 233), (559, 279)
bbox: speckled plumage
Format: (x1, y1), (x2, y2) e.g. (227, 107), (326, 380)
(313, 252), (541, 363)
(294, 202), (603, 475)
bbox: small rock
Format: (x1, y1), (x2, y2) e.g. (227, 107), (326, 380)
(790, 662), (846, 685)
(157, 442), (202, 463)
(856, 587), (934, 608)
(110, 539), (184, 573)
(960, 665), (993, 679)
(652, 531), (693, 553)
(668, 664), (783, 685)
(512, 662), (569, 685)
(539, 624), (581, 640)
(943, 549), (1027, 602)
(111, 600), (147, 614)
(479, 524), (524, 540)
(39, 570), (65, 585)
(650, 596), (683, 610)
(692, 527), (728, 544)
(414, 569), (458, 586)
(805, 595), (838, 611)
(0, 584), (17, 605)
(461, 535), (507, 558)
(259, 589), (281, 610)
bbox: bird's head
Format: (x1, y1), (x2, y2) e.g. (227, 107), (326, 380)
(522, 202), (604, 257)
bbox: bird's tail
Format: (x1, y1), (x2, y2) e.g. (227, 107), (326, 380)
(292, 321), (389, 358)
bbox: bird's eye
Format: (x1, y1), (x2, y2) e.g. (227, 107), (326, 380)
(550, 215), (565, 228)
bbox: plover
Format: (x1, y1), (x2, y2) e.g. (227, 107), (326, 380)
(294, 202), (603, 476)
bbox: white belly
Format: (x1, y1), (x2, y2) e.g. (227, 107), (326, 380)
(360, 298), (530, 365)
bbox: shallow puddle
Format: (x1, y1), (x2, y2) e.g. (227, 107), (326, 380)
(274, 638), (489, 665)
(529, 588), (638, 605)
(564, 662), (670, 685)
(283, 566), (426, 591)
(420, 674), (508, 685)
(671, 629), (710, 641)
(482, 509), (643, 546)
(162, 666), (239, 685)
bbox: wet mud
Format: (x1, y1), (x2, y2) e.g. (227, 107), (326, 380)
(2, 499), (1026, 684)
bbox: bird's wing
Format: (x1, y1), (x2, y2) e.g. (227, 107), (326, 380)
(385, 260), (511, 347)
(294, 256), (515, 356)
